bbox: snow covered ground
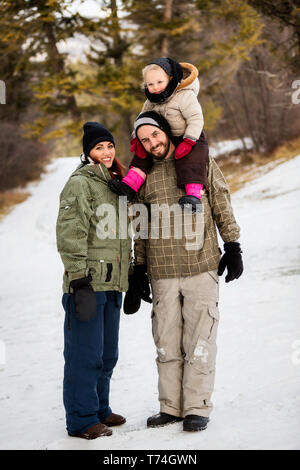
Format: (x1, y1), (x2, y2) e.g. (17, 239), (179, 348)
(0, 154), (299, 450)
(210, 137), (253, 158)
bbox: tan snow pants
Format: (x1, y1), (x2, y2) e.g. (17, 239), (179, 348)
(150, 270), (220, 418)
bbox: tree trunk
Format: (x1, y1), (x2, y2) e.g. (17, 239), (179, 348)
(220, 90), (249, 156)
(110, 0), (124, 67)
(42, 22), (81, 120)
(254, 53), (273, 152)
(161, 0), (173, 56)
(236, 70), (260, 153)
(109, 0), (132, 164)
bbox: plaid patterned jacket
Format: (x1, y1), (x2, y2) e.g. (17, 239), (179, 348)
(133, 154), (240, 279)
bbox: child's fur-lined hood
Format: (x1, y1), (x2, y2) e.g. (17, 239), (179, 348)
(177, 62), (200, 96)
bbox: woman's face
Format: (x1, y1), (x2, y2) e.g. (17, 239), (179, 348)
(89, 141), (115, 168)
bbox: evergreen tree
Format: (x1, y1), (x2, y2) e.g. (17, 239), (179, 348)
(0, 0), (85, 141)
(248, 0), (300, 71)
(85, 0), (144, 162)
(124, 0), (200, 59)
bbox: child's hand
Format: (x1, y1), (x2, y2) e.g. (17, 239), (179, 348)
(130, 137), (147, 159)
(174, 138), (196, 159)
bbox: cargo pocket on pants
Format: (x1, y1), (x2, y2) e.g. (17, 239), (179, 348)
(186, 305), (219, 372)
(151, 300), (159, 347)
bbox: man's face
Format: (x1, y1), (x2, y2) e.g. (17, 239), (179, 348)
(137, 125), (170, 160)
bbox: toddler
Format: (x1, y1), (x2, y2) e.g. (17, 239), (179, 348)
(112, 57), (209, 211)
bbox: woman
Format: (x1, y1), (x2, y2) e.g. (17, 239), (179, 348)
(56, 122), (132, 440)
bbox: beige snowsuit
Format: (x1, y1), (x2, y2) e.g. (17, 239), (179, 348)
(142, 62), (204, 141)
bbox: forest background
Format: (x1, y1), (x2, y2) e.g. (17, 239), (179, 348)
(0, 0), (300, 202)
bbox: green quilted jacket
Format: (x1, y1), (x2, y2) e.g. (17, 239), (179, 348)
(56, 161), (132, 293)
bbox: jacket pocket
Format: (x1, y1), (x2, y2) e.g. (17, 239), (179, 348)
(87, 260), (101, 281)
(207, 306), (219, 343)
(58, 196), (77, 220)
(207, 270), (219, 284)
(87, 259), (119, 285)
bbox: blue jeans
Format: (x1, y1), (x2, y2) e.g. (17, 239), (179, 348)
(62, 290), (122, 434)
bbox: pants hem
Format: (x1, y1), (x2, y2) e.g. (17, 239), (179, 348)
(183, 408), (212, 418)
(67, 418), (100, 436)
(98, 408), (112, 422)
(160, 404), (182, 418)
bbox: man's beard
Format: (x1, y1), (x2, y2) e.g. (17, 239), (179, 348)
(149, 140), (170, 160)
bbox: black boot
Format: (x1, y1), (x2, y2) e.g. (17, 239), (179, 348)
(178, 195), (202, 213)
(183, 415), (209, 432)
(147, 412), (183, 428)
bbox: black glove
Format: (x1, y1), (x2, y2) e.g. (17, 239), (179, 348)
(108, 179), (136, 202)
(69, 274), (97, 321)
(217, 242), (243, 283)
(178, 195), (202, 213)
(123, 265), (152, 315)
(123, 280), (141, 315)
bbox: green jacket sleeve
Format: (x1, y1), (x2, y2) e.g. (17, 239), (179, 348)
(208, 158), (241, 243)
(56, 175), (93, 281)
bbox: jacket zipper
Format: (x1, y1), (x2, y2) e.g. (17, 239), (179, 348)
(93, 163), (122, 289)
(165, 158), (183, 278)
(116, 194), (122, 290)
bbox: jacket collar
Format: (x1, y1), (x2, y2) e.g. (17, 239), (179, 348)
(73, 161), (111, 183)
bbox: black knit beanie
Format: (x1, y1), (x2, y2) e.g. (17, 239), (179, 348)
(144, 57), (183, 104)
(82, 122), (115, 157)
(134, 111), (175, 143)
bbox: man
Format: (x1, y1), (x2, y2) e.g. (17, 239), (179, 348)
(111, 111), (243, 432)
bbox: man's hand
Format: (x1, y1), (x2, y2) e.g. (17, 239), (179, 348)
(217, 242), (244, 283)
(123, 265), (152, 314)
(174, 138), (196, 159)
(130, 137), (147, 159)
(178, 195), (202, 213)
(69, 274), (97, 321)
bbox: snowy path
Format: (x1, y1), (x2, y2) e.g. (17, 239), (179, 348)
(0, 156), (299, 450)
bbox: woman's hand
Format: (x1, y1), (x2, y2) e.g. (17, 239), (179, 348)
(69, 274), (97, 321)
(108, 179), (136, 201)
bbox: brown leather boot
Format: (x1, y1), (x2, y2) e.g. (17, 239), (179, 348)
(68, 422), (112, 439)
(102, 412), (126, 427)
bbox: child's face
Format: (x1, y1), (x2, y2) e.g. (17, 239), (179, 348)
(145, 68), (170, 94)
(89, 141), (115, 168)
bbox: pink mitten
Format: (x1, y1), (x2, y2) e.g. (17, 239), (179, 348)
(130, 137), (147, 159)
(174, 138), (196, 159)
(122, 168), (146, 192)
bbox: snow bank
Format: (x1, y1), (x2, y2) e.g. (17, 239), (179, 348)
(210, 138), (253, 158)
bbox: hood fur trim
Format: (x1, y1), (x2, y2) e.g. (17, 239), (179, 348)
(177, 63), (199, 91)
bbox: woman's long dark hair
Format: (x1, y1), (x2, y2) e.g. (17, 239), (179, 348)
(109, 157), (126, 179)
